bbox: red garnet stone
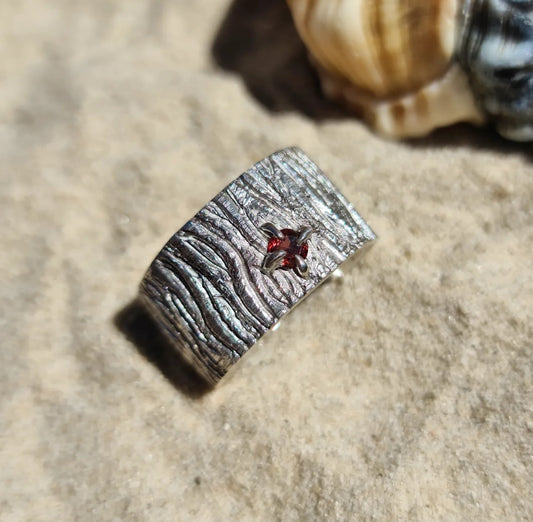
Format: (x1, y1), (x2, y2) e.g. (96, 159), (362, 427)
(267, 229), (309, 270)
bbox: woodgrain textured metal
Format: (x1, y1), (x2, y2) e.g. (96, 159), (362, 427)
(140, 147), (376, 384)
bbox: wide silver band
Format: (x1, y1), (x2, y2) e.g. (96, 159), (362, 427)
(140, 147), (376, 384)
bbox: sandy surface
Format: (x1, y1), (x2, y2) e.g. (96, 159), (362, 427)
(1, 1), (532, 520)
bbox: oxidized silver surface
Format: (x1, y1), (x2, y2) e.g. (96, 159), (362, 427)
(140, 147), (376, 384)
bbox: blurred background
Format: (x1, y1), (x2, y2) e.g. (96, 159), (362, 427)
(1, 1), (532, 520)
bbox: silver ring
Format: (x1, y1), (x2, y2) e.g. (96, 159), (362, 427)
(140, 147), (376, 384)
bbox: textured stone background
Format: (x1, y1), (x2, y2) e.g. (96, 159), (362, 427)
(1, 1), (532, 520)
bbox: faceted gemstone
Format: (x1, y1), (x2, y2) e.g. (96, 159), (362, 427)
(267, 228), (308, 270)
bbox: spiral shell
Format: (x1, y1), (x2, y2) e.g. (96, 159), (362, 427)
(287, 0), (533, 140)
(458, 0), (533, 141)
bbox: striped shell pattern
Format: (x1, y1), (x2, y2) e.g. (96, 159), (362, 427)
(287, 0), (533, 141)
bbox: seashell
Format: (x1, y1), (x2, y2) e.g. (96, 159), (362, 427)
(286, 0), (533, 141)
(457, 0), (533, 141)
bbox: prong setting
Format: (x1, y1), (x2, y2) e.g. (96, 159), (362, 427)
(261, 250), (286, 273)
(260, 222), (284, 239)
(297, 226), (313, 245)
(294, 255), (309, 279)
(261, 224), (313, 279)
